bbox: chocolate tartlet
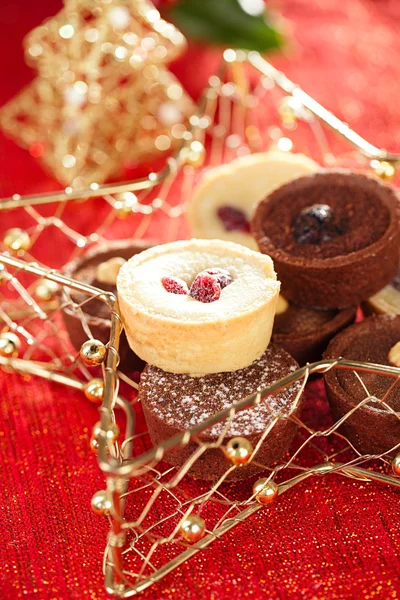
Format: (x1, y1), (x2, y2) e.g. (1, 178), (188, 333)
(363, 267), (400, 316)
(139, 344), (303, 480)
(324, 315), (400, 455)
(251, 170), (400, 308)
(272, 299), (356, 365)
(61, 239), (152, 372)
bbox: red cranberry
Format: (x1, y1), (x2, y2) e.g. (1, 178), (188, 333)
(190, 274), (221, 303)
(293, 204), (339, 244)
(162, 276), (189, 295)
(217, 206), (250, 233)
(201, 268), (232, 289)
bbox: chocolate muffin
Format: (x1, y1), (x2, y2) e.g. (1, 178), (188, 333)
(363, 267), (400, 316)
(251, 170), (400, 308)
(139, 344), (303, 480)
(61, 239), (152, 372)
(324, 315), (400, 456)
(272, 297), (356, 365)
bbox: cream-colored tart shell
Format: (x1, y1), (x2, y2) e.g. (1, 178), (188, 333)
(187, 151), (320, 250)
(117, 239), (280, 375)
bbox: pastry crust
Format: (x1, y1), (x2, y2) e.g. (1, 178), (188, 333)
(187, 151), (320, 249)
(117, 239), (280, 375)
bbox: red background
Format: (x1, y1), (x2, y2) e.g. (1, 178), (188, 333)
(1, 1), (400, 599)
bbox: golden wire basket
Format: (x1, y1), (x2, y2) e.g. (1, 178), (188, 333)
(1, 51), (400, 598)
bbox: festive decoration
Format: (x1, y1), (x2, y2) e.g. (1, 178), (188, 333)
(224, 437), (254, 465)
(371, 159), (396, 181)
(180, 514), (206, 543)
(83, 378), (105, 402)
(0, 0), (194, 186)
(80, 339), (107, 366)
(35, 279), (59, 301)
(92, 421), (120, 443)
(91, 490), (112, 516)
(0, 332), (21, 358)
(253, 478), (279, 505)
(3, 228), (32, 253)
(392, 454), (400, 476)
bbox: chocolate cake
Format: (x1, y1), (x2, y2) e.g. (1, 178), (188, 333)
(251, 170), (400, 308)
(272, 301), (356, 365)
(61, 239), (152, 372)
(324, 315), (400, 455)
(139, 344), (303, 480)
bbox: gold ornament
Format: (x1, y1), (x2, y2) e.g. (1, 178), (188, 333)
(253, 478), (279, 505)
(0, 332), (21, 358)
(92, 421), (120, 443)
(0, 263), (8, 284)
(185, 140), (206, 168)
(392, 454), (400, 476)
(84, 378), (105, 403)
(371, 159), (396, 181)
(90, 435), (100, 454)
(96, 257), (126, 284)
(224, 437), (254, 466)
(80, 339), (107, 366)
(114, 192), (138, 219)
(35, 278), (59, 301)
(180, 514), (206, 543)
(0, 0), (194, 186)
(91, 490), (112, 516)
(3, 228), (31, 253)
(278, 97), (298, 127)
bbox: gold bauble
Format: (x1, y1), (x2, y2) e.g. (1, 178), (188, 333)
(278, 97), (298, 126)
(80, 339), (107, 366)
(92, 421), (120, 443)
(186, 141), (205, 168)
(3, 228), (32, 253)
(371, 160), (396, 181)
(0, 263), (8, 283)
(225, 437), (254, 466)
(90, 435), (100, 454)
(180, 514), (206, 543)
(0, 332), (21, 358)
(253, 478), (279, 505)
(91, 490), (112, 516)
(114, 192), (138, 219)
(392, 454), (400, 476)
(35, 278), (59, 301)
(83, 378), (105, 403)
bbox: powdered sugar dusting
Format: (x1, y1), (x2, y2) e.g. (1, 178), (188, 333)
(140, 344), (302, 438)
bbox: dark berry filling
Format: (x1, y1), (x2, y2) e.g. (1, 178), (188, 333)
(161, 276), (189, 295)
(190, 274), (221, 303)
(200, 268), (232, 289)
(293, 204), (345, 244)
(217, 206), (250, 233)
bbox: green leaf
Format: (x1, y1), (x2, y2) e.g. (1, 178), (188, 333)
(170, 0), (283, 53)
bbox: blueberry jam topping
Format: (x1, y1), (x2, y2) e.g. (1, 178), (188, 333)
(200, 268), (232, 289)
(161, 276), (189, 295)
(217, 206), (250, 233)
(190, 274), (221, 303)
(293, 204), (344, 244)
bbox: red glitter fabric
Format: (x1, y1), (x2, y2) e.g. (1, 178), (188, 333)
(2, 1), (400, 598)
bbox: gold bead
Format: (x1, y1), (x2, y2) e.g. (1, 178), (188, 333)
(225, 437), (254, 466)
(253, 478), (279, 505)
(371, 159), (396, 180)
(278, 97), (298, 126)
(84, 378), (104, 403)
(35, 279), (59, 301)
(180, 514), (206, 543)
(114, 192), (138, 219)
(3, 228), (32, 253)
(392, 454), (400, 476)
(185, 141), (205, 168)
(91, 490), (112, 516)
(0, 332), (21, 357)
(80, 339), (107, 366)
(0, 263), (8, 283)
(90, 435), (100, 454)
(92, 421), (120, 443)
